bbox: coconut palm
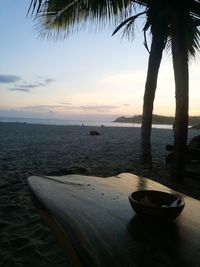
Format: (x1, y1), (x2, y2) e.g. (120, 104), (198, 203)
(113, 1), (170, 166)
(28, 0), (167, 166)
(112, 1), (200, 182)
(29, 0), (200, 182)
(169, 1), (200, 182)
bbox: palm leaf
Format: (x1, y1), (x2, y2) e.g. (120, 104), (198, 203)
(29, 0), (136, 39)
(112, 11), (146, 36)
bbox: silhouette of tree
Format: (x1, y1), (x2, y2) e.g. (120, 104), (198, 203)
(29, 0), (200, 182)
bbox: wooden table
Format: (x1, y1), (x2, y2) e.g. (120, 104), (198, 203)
(28, 173), (200, 267)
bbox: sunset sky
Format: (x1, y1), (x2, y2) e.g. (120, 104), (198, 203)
(1, 0), (200, 122)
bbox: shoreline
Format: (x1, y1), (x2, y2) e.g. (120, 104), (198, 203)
(0, 118), (173, 129)
(0, 123), (199, 266)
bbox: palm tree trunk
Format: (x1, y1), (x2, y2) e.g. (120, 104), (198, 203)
(140, 29), (165, 166)
(171, 7), (189, 183)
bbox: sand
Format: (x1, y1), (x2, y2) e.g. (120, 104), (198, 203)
(0, 122), (200, 266)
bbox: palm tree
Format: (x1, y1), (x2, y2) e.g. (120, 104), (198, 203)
(169, 1), (200, 182)
(28, 0), (167, 166)
(140, 25), (166, 166)
(28, 0), (200, 182)
(114, 0), (200, 181)
(112, 1), (169, 166)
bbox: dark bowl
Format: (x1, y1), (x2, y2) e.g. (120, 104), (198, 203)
(129, 190), (185, 221)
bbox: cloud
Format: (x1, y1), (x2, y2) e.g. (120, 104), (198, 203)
(14, 104), (120, 113)
(19, 78), (54, 89)
(20, 83), (41, 89)
(45, 78), (54, 84)
(7, 77), (54, 92)
(124, 104), (131, 107)
(78, 105), (119, 112)
(9, 88), (30, 92)
(24, 104), (119, 111)
(60, 102), (72, 105)
(22, 104), (63, 110)
(0, 74), (21, 83)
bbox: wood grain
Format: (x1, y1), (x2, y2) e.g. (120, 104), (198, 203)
(28, 173), (200, 267)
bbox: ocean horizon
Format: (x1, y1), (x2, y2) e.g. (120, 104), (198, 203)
(0, 116), (173, 129)
(0, 117), (172, 129)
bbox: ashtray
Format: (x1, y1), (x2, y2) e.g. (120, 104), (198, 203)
(129, 190), (185, 221)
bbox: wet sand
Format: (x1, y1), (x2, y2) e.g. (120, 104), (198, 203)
(0, 122), (199, 266)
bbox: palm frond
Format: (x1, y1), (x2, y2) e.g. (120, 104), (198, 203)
(187, 20), (200, 59)
(112, 11), (146, 36)
(28, 0), (200, 61)
(27, 0), (43, 16)
(31, 0), (137, 39)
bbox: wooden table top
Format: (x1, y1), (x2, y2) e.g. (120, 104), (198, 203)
(28, 173), (200, 267)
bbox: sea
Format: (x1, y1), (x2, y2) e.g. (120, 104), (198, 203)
(0, 116), (173, 129)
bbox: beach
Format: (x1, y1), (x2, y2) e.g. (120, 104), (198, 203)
(1, 122), (200, 267)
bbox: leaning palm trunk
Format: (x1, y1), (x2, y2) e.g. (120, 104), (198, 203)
(171, 6), (189, 183)
(140, 28), (165, 165)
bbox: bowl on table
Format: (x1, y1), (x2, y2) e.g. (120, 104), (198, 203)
(129, 190), (185, 221)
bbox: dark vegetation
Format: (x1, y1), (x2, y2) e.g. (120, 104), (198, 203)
(114, 114), (200, 126)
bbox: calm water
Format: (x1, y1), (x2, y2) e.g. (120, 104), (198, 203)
(0, 116), (173, 129)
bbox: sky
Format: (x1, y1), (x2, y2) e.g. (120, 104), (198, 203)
(1, 1), (200, 122)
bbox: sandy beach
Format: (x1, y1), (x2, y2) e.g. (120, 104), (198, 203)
(1, 122), (200, 266)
